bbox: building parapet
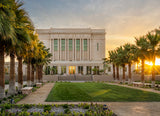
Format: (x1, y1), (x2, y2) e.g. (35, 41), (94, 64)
(36, 28), (105, 34)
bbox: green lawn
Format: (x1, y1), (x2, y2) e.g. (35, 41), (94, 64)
(46, 82), (160, 102)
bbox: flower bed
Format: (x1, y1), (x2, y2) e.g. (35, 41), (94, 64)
(0, 103), (116, 116)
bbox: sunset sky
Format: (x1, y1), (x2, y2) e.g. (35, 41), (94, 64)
(23, 0), (160, 57)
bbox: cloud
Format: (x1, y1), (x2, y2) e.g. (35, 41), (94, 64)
(23, 0), (160, 55)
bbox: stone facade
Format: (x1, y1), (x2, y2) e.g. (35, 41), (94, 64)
(36, 28), (105, 75)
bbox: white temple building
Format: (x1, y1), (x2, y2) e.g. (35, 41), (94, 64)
(36, 28), (106, 75)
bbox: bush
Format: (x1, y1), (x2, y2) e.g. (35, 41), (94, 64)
(23, 104), (31, 109)
(3, 97), (7, 101)
(64, 108), (71, 114)
(62, 104), (68, 109)
(43, 105), (51, 112)
(4, 104), (12, 109)
(83, 104), (90, 109)
(5, 80), (9, 84)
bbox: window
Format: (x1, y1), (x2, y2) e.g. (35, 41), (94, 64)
(108, 67), (111, 72)
(78, 66), (83, 74)
(97, 43), (99, 51)
(45, 66), (50, 75)
(87, 66), (92, 74)
(54, 39), (58, 51)
(93, 66), (99, 75)
(76, 39), (80, 51)
(69, 39), (72, 51)
(61, 39), (65, 51)
(61, 66), (66, 74)
(52, 66), (57, 75)
(83, 39), (87, 51)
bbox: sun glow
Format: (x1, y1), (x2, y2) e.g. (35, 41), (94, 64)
(145, 58), (160, 66)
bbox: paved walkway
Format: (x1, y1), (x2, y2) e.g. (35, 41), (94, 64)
(106, 82), (160, 94)
(17, 82), (160, 116)
(17, 83), (54, 104)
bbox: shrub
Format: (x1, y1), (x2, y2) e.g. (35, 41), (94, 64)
(44, 105), (51, 112)
(3, 97), (7, 101)
(23, 104), (31, 109)
(62, 104), (68, 109)
(64, 108), (71, 114)
(50, 112), (55, 116)
(33, 112), (41, 116)
(5, 80), (9, 84)
(4, 104), (12, 109)
(23, 85), (27, 87)
(83, 103), (90, 109)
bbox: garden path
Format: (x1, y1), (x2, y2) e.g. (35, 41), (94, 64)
(107, 82), (160, 94)
(17, 83), (54, 104)
(17, 82), (160, 116)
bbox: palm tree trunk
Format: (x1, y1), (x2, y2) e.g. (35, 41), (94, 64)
(113, 64), (115, 80)
(141, 59), (145, 85)
(41, 65), (43, 82)
(152, 56), (155, 87)
(40, 65), (42, 82)
(31, 64), (34, 86)
(116, 65), (119, 80)
(8, 52), (16, 95)
(128, 63), (132, 84)
(0, 47), (5, 98)
(122, 64), (125, 84)
(18, 57), (23, 91)
(39, 65), (43, 83)
(38, 65), (41, 82)
(27, 62), (31, 86)
(36, 64), (39, 83)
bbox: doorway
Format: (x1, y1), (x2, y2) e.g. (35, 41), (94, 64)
(69, 66), (75, 74)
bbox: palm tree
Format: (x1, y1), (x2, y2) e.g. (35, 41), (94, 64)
(116, 46), (127, 83)
(0, 0), (16, 98)
(146, 33), (160, 87)
(135, 36), (150, 85)
(35, 42), (52, 82)
(108, 51), (116, 80)
(8, 0), (33, 94)
(123, 44), (138, 84)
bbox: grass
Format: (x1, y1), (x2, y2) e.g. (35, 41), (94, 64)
(46, 82), (160, 102)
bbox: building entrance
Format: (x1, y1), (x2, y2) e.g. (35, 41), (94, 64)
(69, 66), (75, 74)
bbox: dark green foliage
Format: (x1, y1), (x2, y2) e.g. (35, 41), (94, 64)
(5, 80), (9, 84)
(64, 108), (71, 114)
(4, 104), (11, 109)
(43, 105), (51, 112)
(3, 97), (7, 101)
(62, 104), (68, 109)
(83, 104), (90, 109)
(23, 104), (31, 109)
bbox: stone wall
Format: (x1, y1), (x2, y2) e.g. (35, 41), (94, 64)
(93, 75), (113, 81)
(5, 75), (27, 81)
(112, 74), (160, 81)
(42, 75), (58, 82)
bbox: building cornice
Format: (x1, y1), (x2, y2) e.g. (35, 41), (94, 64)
(36, 28), (105, 34)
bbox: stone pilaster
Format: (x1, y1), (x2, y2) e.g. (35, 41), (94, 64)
(75, 66), (78, 74)
(58, 66), (61, 74)
(83, 66), (87, 75)
(66, 66), (69, 75)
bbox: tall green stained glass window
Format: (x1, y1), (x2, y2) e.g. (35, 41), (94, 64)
(54, 39), (58, 51)
(69, 39), (72, 51)
(61, 39), (65, 51)
(97, 43), (99, 51)
(83, 39), (87, 51)
(76, 39), (80, 51)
